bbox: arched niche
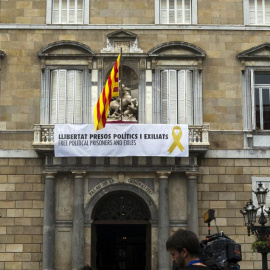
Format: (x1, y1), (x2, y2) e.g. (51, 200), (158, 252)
(105, 65), (139, 123)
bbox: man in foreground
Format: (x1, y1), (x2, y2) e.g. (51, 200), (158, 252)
(166, 229), (211, 270)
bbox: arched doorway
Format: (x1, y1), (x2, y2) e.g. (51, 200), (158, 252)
(91, 191), (151, 270)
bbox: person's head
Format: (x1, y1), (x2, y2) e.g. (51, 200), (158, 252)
(166, 229), (200, 268)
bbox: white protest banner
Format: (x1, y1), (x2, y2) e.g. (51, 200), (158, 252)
(54, 124), (189, 157)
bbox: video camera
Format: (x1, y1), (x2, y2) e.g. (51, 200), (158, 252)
(199, 210), (242, 270)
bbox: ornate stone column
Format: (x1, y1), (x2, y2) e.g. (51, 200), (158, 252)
(157, 171), (171, 270)
(42, 171), (57, 270)
(72, 171), (86, 270)
(186, 171), (199, 235)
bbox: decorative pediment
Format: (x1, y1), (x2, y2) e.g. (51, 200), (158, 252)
(238, 43), (270, 61)
(37, 40), (95, 59)
(101, 30), (143, 53)
(148, 41), (206, 59)
(107, 30), (137, 40)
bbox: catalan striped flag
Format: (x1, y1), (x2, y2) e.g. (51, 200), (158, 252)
(94, 53), (120, 131)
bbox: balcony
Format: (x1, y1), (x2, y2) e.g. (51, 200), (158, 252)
(33, 124), (210, 154)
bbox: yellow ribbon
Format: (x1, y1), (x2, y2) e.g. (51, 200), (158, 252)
(168, 126), (184, 154)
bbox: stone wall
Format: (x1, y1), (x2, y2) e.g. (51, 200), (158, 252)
(0, 158), (44, 270)
(198, 158), (270, 270)
(1, 156), (270, 269)
(198, 0), (244, 25)
(0, 29), (268, 131)
(0, 1), (269, 269)
(0, 0), (244, 25)
(0, 0), (46, 24)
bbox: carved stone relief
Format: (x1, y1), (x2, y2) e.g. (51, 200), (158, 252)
(101, 30), (143, 53)
(114, 41), (130, 53)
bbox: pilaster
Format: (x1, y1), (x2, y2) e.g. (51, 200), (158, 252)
(157, 171), (171, 270)
(186, 171), (199, 235)
(72, 171), (86, 270)
(42, 171), (57, 270)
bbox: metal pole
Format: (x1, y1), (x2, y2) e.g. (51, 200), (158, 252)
(261, 252), (268, 270)
(208, 221), (211, 236)
(119, 48), (123, 122)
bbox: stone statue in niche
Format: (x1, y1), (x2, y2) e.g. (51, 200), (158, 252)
(108, 84), (138, 122)
(106, 65), (138, 122)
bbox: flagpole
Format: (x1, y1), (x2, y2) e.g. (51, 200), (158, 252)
(119, 47), (123, 122)
(94, 51), (121, 131)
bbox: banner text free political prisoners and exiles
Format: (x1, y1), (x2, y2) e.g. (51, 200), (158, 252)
(54, 124), (189, 157)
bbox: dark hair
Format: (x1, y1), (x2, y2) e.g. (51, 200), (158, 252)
(166, 229), (200, 256)
(80, 265), (94, 270)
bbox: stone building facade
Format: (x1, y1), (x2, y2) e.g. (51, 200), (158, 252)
(0, 0), (270, 270)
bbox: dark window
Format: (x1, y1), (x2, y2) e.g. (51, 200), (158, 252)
(255, 72), (270, 130)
